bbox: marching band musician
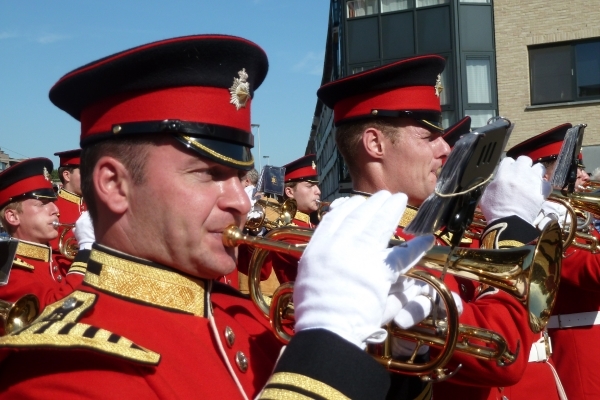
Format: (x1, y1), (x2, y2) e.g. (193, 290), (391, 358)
(0, 158), (81, 312)
(282, 154), (321, 228)
(263, 154), (322, 285)
(315, 54), (549, 400)
(49, 148), (89, 280)
(0, 34), (437, 399)
(506, 124), (600, 400)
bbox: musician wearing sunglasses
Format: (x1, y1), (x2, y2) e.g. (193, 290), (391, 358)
(507, 124), (600, 400)
(0, 158), (80, 312)
(0, 35), (439, 399)
(316, 55), (550, 399)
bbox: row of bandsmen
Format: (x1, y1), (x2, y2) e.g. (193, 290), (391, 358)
(0, 33), (596, 400)
(0, 150), (88, 310)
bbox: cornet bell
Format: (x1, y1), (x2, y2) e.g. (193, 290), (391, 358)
(0, 294), (39, 336)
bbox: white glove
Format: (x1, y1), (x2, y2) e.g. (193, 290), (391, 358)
(532, 201), (570, 230)
(294, 191), (436, 350)
(73, 211), (95, 250)
(479, 156), (551, 225)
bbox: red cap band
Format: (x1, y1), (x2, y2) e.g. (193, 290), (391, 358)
(334, 86), (440, 125)
(526, 142), (563, 161)
(285, 166), (318, 182)
(0, 175), (54, 207)
(81, 86), (251, 139)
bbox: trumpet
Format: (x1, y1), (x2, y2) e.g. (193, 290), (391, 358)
(245, 198), (297, 232)
(579, 180), (600, 193)
(0, 294), (39, 336)
(223, 221), (562, 380)
(548, 189), (600, 253)
(53, 221), (78, 260)
(315, 200), (331, 221)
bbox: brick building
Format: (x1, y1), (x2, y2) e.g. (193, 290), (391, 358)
(494, 0), (600, 172)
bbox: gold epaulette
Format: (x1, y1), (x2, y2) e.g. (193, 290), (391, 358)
(15, 240), (50, 262)
(0, 291), (160, 365)
(294, 211), (311, 225)
(12, 257), (34, 271)
(58, 188), (83, 205)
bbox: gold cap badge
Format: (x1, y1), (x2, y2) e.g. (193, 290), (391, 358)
(311, 161), (316, 170)
(43, 167), (50, 181)
(435, 74), (444, 98)
(229, 68), (250, 110)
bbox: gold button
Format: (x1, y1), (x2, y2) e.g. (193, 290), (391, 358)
(57, 275), (63, 282)
(112, 125), (122, 134)
(235, 351), (248, 372)
(224, 326), (235, 347)
(371, 110), (378, 115)
(53, 266), (58, 272)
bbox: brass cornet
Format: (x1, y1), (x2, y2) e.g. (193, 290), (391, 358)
(0, 294), (39, 336)
(245, 198), (297, 232)
(53, 221), (78, 260)
(223, 221), (562, 380)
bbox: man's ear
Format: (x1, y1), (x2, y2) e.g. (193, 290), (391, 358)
(362, 127), (386, 160)
(62, 170), (71, 184)
(93, 156), (131, 215)
(4, 207), (20, 229)
(284, 186), (295, 199)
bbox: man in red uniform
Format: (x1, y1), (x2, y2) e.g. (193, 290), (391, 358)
(283, 154), (321, 228)
(316, 55), (550, 399)
(0, 34), (436, 399)
(49, 149), (89, 279)
(0, 158), (79, 312)
(506, 123), (600, 400)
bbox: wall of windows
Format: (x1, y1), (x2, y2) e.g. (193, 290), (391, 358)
(529, 39), (600, 105)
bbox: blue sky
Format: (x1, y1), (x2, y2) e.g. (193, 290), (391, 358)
(0, 0), (330, 171)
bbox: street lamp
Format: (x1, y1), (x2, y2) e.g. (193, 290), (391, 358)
(251, 124), (261, 171)
(263, 155), (270, 166)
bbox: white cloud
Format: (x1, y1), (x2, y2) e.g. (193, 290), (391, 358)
(0, 32), (17, 40)
(36, 33), (69, 44)
(292, 51), (324, 76)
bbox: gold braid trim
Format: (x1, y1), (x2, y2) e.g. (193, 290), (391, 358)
(260, 389), (314, 400)
(498, 240), (526, 248)
(16, 241), (50, 262)
(12, 258), (34, 270)
(399, 205), (419, 228)
(0, 292), (159, 365)
(261, 372), (350, 400)
(58, 189), (83, 205)
(86, 250), (206, 316)
(293, 211), (311, 225)
(68, 262), (88, 275)
(179, 135), (254, 167)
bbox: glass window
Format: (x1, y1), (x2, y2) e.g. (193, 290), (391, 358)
(529, 45), (573, 104)
(466, 58), (492, 104)
(381, 0), (412, 12)
(347, 0), (379, 18)
(460, 0), (490, 3)
(465, 110), (495, 128)
(416, 0), (448, 7)
(575, 41), (600, 98)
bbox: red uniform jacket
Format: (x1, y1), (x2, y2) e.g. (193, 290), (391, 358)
(1, 240), (79, 311)
(0, 244), (397, 400)
(398, 214), (542, 400)
(548, 229), (600, 400)
(49, 188), (85, 254)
